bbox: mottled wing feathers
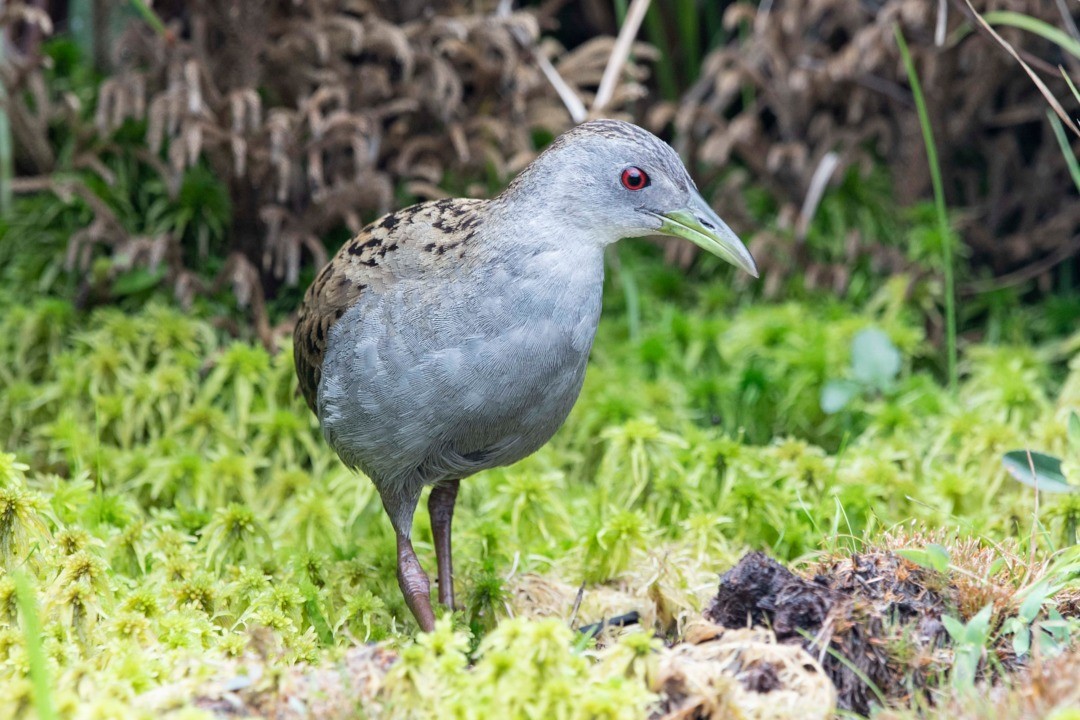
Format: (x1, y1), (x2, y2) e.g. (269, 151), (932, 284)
(293, 198), (487, 413)
(293, 263), (361, 414)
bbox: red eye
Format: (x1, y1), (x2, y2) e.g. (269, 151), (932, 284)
(621, 167), (649, 191)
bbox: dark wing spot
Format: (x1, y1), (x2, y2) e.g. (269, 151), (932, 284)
(436, 240), (463, 256)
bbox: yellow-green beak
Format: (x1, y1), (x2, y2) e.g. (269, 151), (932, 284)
(654, 192), (758, 277)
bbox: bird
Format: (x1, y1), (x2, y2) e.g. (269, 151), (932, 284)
(293, 119), (758, 632)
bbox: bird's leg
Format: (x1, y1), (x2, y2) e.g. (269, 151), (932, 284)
(396, 533), (436, 632)
(428, 479), (460, 610)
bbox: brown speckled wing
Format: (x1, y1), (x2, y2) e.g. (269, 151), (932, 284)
(293, 198), (487, 414)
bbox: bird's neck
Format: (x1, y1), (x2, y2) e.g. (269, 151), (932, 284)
(469, 201), (606, 342)
(490, 206), (606, 281)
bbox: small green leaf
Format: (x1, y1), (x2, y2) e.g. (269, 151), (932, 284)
(897, 545), (950, 574)
(112, 267), (165, 297)
(926, 543), (950, 573)
(849, 327), (901, 388)
(896, 548), (930, 569)
(1018, 579), (1051, 624)
(987, 556), (1006, 578)
(980, 11), (1080, 61)
(941, 614), (965, 642)
(1068, 411), (1080, 454)
(1045, 609), (1070, 644)
(952, 646), (981, 690)
(13, 573), (57, 720)
(965, 603), (994, 645)
(1012, 624), (1031, 656)
(821, 379), (860, 414)
(1002, 450), (1076, 493)
(299, 578), (334, 646)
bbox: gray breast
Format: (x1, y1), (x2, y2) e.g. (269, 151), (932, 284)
(317, 248), (605, 491)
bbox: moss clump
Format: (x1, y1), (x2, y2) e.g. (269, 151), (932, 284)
(382, 618), (653, 719)
(0, 287), (1078, 715)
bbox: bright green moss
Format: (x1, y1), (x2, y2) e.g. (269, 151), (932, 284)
(0, 291), (1077, 714)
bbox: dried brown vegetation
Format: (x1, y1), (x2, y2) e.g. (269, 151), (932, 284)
(5, 0), (1080, 328)
(658, 0), (1080, 295)
(2, 1), (652, 343)
(877, 648), (1080, 719)
(650, 623), (837, 720)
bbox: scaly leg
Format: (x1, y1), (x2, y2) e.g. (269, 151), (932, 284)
(396, 533), (435, 632)
(428, 479), (460, 610)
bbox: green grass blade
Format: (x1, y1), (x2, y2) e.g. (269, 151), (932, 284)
(797, 628), (888, 708)
(14, 573), (57, 720)
(895, 26), (958, 393)
(0, 38), (11, 216)
(1047, 111), (1080, 193)
(1061, 66), (1080, 105)
(129, 0), (168, 37)
(981, 11), (1080, 61)
(703, 0), (723, 51)
(614, 0), (629, 25)
(1046, 99), (1080, 294)
(644, 2), (678, 101)
(676, 0), (700, 83)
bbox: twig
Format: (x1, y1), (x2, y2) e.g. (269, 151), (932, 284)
(568, 580), (586, 628)
(1054, 0), (1080, 45)
(797, 56), (913, 106)
(962, 233), (1080, 295)
(896, 26), (958, 393)
(577, 611), (641, 639)
(958, 0), (1080, 138)
(506, 9), (587, 125)
(936, 0), (948, 47)
(535, 52), (587, 123)
(795, 151), (840, 242)
(754, 0), (775, 38)
(593, 0), (651, 113)
(504, 551), (520, 581)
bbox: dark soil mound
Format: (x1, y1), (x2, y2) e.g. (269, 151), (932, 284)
(705, 551), (953, 714)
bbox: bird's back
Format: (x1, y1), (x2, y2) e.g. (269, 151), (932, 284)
(294, 198), (488, 414)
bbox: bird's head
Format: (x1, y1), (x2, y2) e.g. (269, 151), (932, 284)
(505, 119), (757, 277)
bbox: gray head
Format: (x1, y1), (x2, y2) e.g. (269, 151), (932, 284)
(501, 119), (757, 276)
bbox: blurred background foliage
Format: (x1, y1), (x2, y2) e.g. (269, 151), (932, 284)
(0, 0), (1077, 344)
